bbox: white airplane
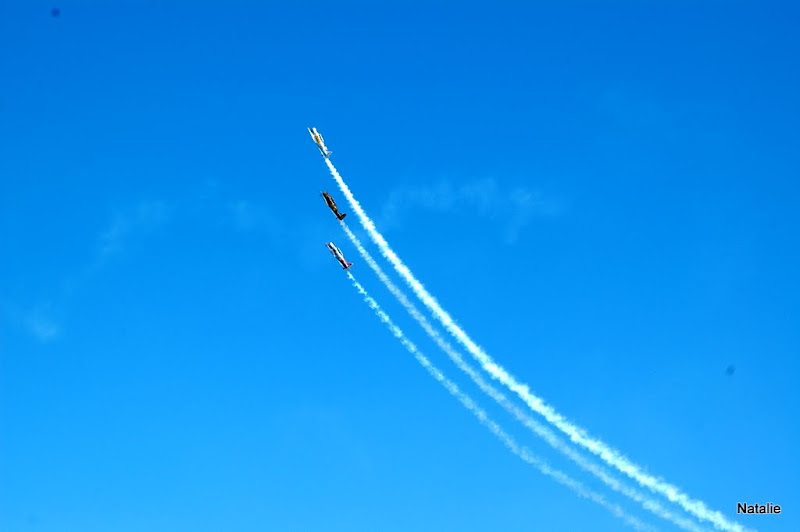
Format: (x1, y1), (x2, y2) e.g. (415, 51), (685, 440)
(308, 127), (333, 158)
(326, 242), (353, 270)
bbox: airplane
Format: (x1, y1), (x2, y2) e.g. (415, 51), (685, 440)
(308, 127), (332, 158)
(326, 242), (353, 270)
(321, 191), (347, 220)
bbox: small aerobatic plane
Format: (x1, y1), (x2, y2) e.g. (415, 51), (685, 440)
(321, 191), (347, 220)
(326, 242), (353, 270)
(308, 127), (332, 158)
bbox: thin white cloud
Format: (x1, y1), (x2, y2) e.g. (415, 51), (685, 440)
(4, 199), (171, 343)
(25, 312), (60, 342)
(226, 199), (258, 231)
(6, 188), (286, 343)
(1, 303), (61, 343)
(222, 199), (284, 236)
(98, 200), (171, 257)
(379, 177), (560, 244)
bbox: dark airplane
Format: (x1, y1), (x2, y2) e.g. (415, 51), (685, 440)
(321, 191), (347, 220)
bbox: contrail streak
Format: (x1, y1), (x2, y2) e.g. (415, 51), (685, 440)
(341, 222), (708, 532)
(346, 271), (655, 532)
(325, 158), (749, 532)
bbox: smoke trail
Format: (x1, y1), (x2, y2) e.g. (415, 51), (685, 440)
(325, 158), (749, 532)
(341, 222), (707, 532)
(346, 271), (655, 532)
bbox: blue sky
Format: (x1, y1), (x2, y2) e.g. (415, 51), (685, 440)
(1, 1), (798, 530)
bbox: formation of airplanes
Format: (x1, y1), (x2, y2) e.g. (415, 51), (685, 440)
(311, 127), (354, 270)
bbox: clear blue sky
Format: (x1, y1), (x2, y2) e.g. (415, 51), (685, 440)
(2, 2), (798, 531)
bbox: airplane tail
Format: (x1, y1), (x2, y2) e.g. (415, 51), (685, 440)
(338, 213), (347, 220)
(344, 262), (353, 270)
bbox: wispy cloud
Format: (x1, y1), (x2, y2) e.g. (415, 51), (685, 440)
(222, 199), (284, 238)
(593, 83), (730, 151)
(25, 311), (60, 342)
(98, 200), (171, 257)
(379, 177), (560, 244)
(226, 199), (259, 231)
(5, 186), (286, 344)
(2, 303), (60, 343)
(3, 200), (171, 343)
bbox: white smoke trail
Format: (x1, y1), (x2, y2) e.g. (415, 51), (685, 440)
(346, 271), (655, 532)
(341, 222), (708, 532)
(325, 158), (749, 532)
